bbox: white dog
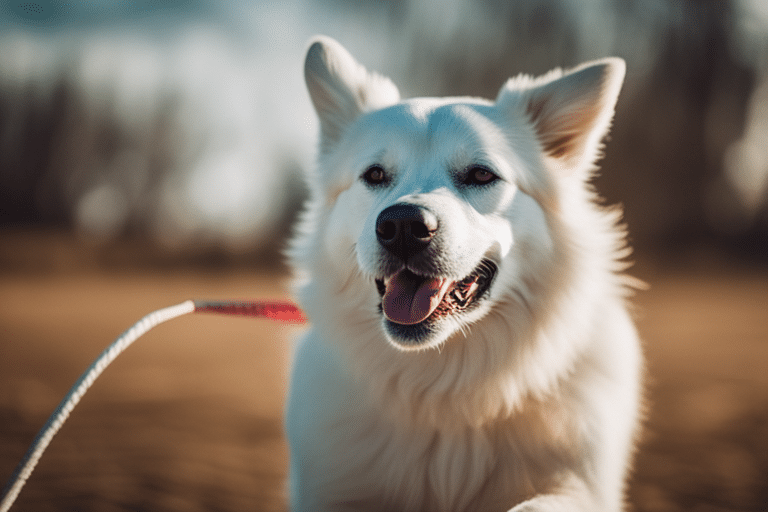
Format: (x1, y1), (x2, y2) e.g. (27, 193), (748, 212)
(286, 36), (643, 512)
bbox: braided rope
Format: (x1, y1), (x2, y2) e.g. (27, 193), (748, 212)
(0, 300), (196, 512)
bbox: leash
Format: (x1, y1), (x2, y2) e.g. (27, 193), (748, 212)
(0, 300), (306, 512)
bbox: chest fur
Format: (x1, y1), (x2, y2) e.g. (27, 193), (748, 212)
(313, 397), (575, 512)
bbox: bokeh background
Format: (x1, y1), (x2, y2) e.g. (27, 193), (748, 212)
(1, 1), (766, 511)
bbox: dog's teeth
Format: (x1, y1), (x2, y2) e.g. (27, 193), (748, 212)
(450, 288), (467, 307)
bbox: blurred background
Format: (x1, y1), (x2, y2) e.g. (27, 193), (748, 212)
(0, 1), (766, 511)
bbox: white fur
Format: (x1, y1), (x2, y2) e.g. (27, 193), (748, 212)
(286, 36), (643, 511)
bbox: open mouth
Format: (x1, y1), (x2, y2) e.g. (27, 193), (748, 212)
(375, 259), (497, 327)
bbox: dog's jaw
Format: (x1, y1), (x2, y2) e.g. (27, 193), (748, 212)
(374, 258), (498, 350)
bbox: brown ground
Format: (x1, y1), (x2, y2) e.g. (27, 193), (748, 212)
(1, 231), (767, 511)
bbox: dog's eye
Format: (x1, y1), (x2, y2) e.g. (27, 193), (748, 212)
(362, 165), (388, 186)
(464, 166), (498, 186)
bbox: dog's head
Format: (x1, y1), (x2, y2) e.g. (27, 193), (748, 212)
(297, 36), (624, 351)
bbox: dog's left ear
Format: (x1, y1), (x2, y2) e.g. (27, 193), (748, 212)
(496, 58), (625, 177)
(305, 36), (400, 154)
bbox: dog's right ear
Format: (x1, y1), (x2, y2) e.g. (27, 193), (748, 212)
(305, 36), (400, 153)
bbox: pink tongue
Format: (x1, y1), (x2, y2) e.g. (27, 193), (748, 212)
(382, 270), (449, 325)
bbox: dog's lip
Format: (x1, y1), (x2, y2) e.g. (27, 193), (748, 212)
(375, 259), (497, 326)
(382, 272), (451, 290)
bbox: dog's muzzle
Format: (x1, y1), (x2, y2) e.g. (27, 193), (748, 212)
(374, 203), (496, 328)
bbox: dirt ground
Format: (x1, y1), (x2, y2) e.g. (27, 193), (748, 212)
(1, 231), (767, 511)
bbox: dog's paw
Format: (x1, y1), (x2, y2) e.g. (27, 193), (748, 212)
(508, 494), (597, 512)
(509, 501), (543, 512)
(509, 497), (549, 512)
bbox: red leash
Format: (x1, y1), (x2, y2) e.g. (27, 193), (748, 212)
(194, 300), (306, 323)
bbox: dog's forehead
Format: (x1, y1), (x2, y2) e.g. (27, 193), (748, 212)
(352, 98), (513, 168)
(366, 98), (494, 135)
(327, 96), (543, 196)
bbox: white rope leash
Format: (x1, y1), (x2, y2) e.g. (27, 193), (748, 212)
(0, 300), (196, 512)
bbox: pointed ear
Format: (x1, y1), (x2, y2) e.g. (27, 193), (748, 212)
(496, 58), (625, 176)
(305, 36), (400, 152)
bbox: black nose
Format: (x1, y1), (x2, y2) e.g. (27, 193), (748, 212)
(376, 203), (438, 261)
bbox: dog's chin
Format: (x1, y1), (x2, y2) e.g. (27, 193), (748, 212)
(382, 318), (463, 351)
(375, 259), (497, 351)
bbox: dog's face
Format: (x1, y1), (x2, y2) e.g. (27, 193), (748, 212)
(301, 37), (624, 351)
(336, 100), (525, 349)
